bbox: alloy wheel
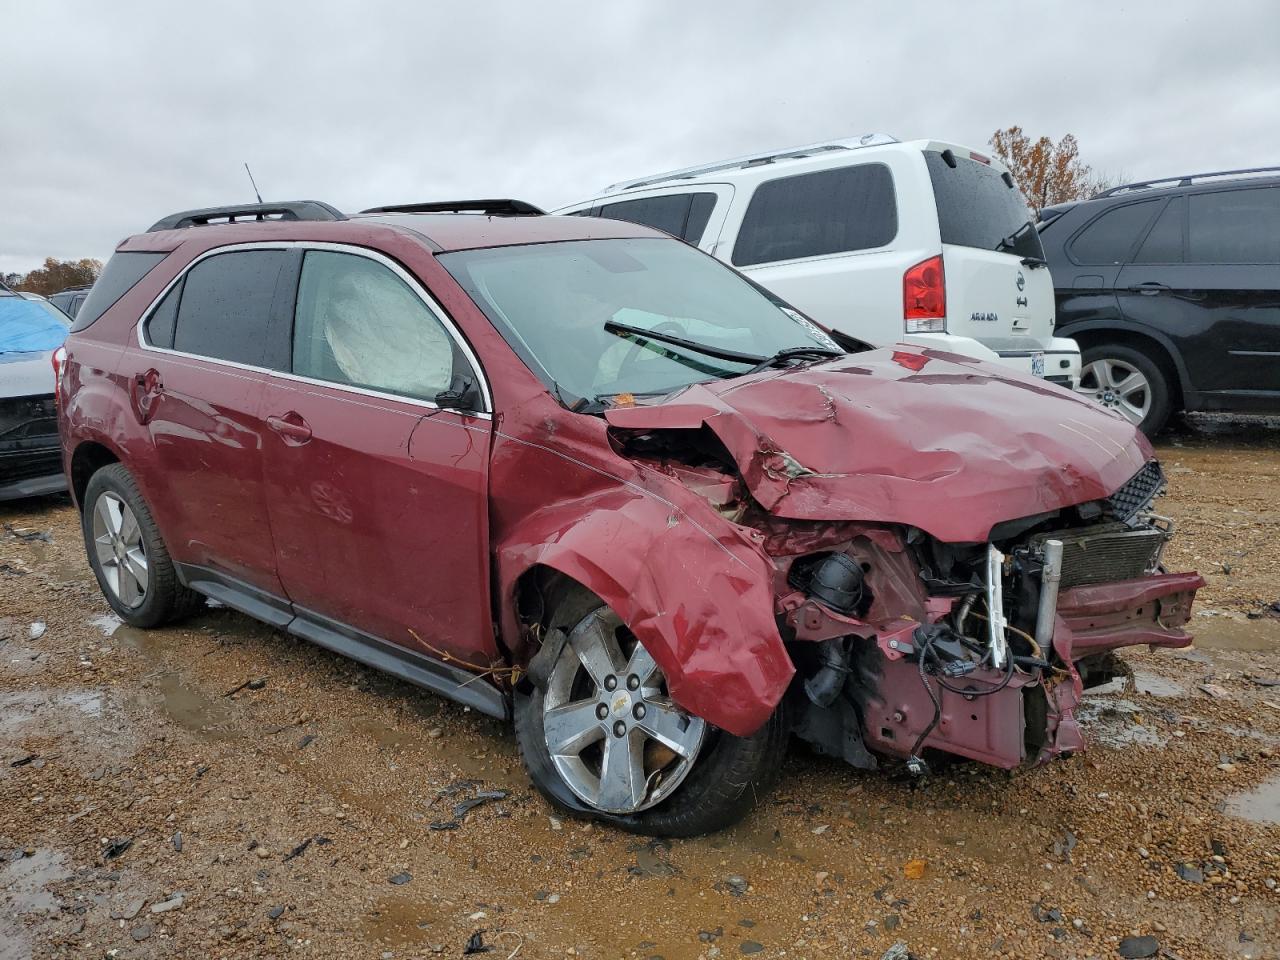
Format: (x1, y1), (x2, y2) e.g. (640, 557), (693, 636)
(92, 492), (149, 608)
(1075, 357), (1152, 425)
(543, 609), (706, 814)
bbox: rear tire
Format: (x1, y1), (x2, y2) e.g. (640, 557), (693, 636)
(81, 463), (204, 628)
(514, 584), (788, 837)
(1075, 343), (1174, 436)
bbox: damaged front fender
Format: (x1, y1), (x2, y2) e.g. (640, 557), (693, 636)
(495, 483), (793, 738)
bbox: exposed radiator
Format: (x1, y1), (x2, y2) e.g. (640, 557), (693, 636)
(1028, 521), (1167, 589)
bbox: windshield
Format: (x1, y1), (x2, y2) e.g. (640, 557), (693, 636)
(440, 237), (840, 404)
(925, 151), (1045, 261)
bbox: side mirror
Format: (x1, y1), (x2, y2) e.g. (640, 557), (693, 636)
(434, 373), (481, 412)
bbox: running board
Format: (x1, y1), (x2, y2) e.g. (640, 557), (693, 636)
(175, 564), (509, 721)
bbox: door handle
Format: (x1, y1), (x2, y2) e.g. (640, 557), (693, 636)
(1128, 282), (1170, 295)
(266, 412), (312, 445)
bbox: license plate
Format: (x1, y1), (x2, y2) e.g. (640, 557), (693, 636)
(1031, 352), (1045, 377)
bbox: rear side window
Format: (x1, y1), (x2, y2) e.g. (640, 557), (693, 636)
(925, 152), (1043, 260)
(1133, 197), (1184, 263)
(1069, 200), (1160, 264)
(171, 250), (287, 367)
(70, 252), (166, 332)
(598, 192), (719, 243)
(732, 164), (897, 266)
(1188, 187), (1280, 263)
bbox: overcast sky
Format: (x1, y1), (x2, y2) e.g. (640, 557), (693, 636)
(2, 0), (1278, 276)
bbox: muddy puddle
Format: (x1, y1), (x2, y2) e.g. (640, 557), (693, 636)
(1227, 773), (1280, 827)
(1192, 616), (1279, 653)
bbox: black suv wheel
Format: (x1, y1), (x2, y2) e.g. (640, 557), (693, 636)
(1075, 343), (1173, 436)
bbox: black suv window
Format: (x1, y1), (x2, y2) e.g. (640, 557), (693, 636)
(1189, 187), (1280, 263)
(171, 250), (287, 367)
(1133, 197), (1184, 264)
(1069, 200), (1160, 264)
(70, 252), (165, 332)
(598, 192), (718, 243)
(732, 164), (897, 266)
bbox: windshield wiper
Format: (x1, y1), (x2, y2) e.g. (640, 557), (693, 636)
(603, 320), (767, 366)
(745, 345), (844, 375)
(996, 221), (1035, 254)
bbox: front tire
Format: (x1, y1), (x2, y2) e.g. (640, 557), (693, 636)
(1074, 343), (1174, 436)
(514, 585), (788, 836)
(82, 463), (203, 628)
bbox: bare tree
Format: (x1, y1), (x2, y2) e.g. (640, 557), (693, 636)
(989, 126), (1114, 216)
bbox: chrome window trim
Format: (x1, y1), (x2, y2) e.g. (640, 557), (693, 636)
(134, 239), (494, 417)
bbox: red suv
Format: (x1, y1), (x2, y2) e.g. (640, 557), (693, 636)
(59, 199), (1204, 835)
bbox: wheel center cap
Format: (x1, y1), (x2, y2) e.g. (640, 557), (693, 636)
(611, 693), (631, 716)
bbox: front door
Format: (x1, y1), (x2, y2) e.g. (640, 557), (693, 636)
(260, 247), (496, 663)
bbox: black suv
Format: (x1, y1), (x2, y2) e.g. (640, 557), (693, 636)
(1039, 167), (1280, 434)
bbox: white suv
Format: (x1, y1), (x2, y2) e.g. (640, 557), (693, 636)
(556, 134), (1080, 387)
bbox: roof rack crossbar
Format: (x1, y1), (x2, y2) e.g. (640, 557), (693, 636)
(147, 201), (346, 233)
(1095, 165), (1280, 198)
(361, 199), (544, 217)
(600, 133), (899, 194)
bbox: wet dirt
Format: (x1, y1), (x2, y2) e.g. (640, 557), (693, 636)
(1, 418), (1279, 959)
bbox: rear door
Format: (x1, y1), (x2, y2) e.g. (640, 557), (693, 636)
(260, 246), (496, 664)
(1116, 185), (1280, 397)
(923, 149), (1056, 362)
(131, 247), (292, 606)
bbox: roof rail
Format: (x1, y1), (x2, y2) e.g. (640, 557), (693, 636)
(147, 201), (346, 233)
(1094, 165), (1280, 198)
(601, 133), (899, 193)
(361, 199), (544, 217)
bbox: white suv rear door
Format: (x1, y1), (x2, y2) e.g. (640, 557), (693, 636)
(922, 148), (1061, 375)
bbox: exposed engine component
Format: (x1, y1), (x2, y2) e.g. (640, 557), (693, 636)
(1024, 521), (1168, 589)
(984, 545), (1009, 668)
(790, 552), (867, 615)
(1034, 539), (1063, 651)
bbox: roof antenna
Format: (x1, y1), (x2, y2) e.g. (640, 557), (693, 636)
(244, 162), (264, 204)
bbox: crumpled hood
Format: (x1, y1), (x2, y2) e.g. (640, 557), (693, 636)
(604, 346), (1153, 542)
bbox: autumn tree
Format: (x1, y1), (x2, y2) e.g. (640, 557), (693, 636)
(14, 257), (103, 297)
(989, 127), (1112, 215)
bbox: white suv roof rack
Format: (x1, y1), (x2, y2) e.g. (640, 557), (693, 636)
(601, 133), (899, 194)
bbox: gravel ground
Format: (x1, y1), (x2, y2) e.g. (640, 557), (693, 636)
(1, 415), (1278, 960)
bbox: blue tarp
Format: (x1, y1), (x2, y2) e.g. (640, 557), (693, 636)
(0, 297), (70, 354)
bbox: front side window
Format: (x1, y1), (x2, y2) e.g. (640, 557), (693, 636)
(441, 237), (840, 404)
(732, 164), (897, 266)
(1068, 200), (1160, 265)
(1189, 187), (1280, 263)
(171, 250), (286, 366)
(292, 250), (458, 402)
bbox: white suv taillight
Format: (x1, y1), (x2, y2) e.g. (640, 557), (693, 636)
(51, 346), (67, 406)
(903, 255), (946, 334)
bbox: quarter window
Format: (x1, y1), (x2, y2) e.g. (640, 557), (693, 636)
(1133, 197), (1184, 263)
(145, 278), (183, 349)
(1069, 201), (1160, 264)
(1188, 187), (1280, 263)
(732, 164), (897, 267)
(291, 250), (459, 402)
(598, 191), (719, 243)
(171, 250), (287, 366)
